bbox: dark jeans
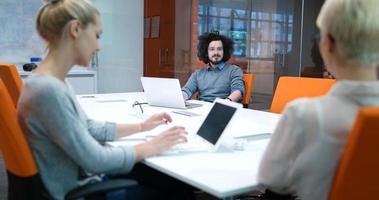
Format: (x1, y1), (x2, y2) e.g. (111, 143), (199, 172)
(106, 163), (196, 200)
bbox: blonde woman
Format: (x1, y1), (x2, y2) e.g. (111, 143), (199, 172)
(17, 0), (193, 199)
(258, 0), (379, 199)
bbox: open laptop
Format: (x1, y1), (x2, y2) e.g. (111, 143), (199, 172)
(162, 98), (242, 155)
(141, 77), (202, 109)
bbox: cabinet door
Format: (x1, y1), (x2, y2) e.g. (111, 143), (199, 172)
(67, 75), (97, 95)
(20, 71), (97, 95)
(144, 0), (176, 78)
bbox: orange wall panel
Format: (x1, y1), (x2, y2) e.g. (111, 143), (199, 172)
(144, 0), (175, 78)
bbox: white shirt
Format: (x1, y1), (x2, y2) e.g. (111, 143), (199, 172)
(258, 80), (379, 200)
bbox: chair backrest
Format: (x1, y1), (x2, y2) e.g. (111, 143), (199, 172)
(270, 76), (335, 113)
(0, 80), (37, 177)
(242, 73), (255, 107)
(328, 107), (379, 200)
(227, 57), (248, 73)
(0, 64), (23, 107)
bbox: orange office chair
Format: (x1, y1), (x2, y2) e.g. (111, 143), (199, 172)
(328, 107), (379, 200)
(0, 80), (137, 200)
(227, 57), (248, 73)
(242, 73), (255, 108)
(0, 64), (23, 107)
(270, 76), (335, 113)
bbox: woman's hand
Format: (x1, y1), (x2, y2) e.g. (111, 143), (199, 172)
(140, 112), (173, 132)
(135, 126), (187, 160)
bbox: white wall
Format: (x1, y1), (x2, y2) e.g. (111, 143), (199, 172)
(93, 0), (144, 93)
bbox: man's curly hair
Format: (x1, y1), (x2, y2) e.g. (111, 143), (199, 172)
(197, 32), (234, 64)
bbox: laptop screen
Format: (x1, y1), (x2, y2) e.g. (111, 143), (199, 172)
(197, 102), (237, 144)
(141, 77), (187, 109)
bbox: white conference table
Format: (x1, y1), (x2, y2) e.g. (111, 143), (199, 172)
(77, 92), (281, 199)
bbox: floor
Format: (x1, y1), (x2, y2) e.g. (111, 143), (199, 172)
(248, 93), (273, 111)
(0, 93), (273, 200)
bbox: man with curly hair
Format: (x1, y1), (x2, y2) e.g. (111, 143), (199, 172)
(181, 32), (245, 102)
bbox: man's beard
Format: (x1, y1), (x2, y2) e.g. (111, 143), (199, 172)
(209, 56), (222, 65)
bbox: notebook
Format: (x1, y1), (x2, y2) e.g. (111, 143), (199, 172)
(161, 98), (242, 155)
(141, 77), (202, 109)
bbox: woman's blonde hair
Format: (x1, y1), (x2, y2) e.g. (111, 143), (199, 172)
(317, 0), (379, 66)
(36, 0), (99, 48)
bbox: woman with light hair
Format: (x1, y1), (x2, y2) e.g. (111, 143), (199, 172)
(257, 0), (379, 199)
(17, 0), (194, 199)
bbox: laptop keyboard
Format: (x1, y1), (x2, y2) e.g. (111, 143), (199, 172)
(161, 136), (210, 154)
(175, 136), (208, 149)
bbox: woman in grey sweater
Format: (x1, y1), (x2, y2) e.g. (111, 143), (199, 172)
(17, 0), (192, 199)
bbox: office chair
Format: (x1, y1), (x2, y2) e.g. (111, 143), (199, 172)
(0, 80), (138, 200)
(242, 73), (255, 108)
(328, 107), (379, 200)
(0, 64), (23, 107)
(228, 57), (248, 73)
(270, 76), (335, 113)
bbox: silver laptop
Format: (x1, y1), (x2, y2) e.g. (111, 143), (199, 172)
(141, 77), (202, 109)
(162, 98), (242, 155)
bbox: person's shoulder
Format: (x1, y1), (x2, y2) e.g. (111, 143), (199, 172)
(225, 63), (243, 71)
(283, 97), (323, 119)
(286, 97), (318, 109)
(24, 74), (68, 97)
(225, 63), (239, 68)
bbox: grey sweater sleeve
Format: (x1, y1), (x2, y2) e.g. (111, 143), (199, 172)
(229, 65), (245, 99)
(86, 119), (117, 142)
(67, 82), (117, 142)
(21, 77), (136, 174)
